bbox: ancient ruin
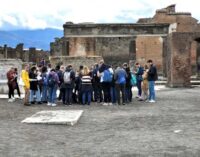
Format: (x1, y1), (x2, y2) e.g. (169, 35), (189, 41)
(0, 44), (49, 64)
(50, 4), (200, 87)
(0, 44), (49, 94)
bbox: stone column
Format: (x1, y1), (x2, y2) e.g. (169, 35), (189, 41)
(197, 43), (200, 78)
(15, 43), (24, 60)
(29, 47), (37, 63)
(129, 37), (136, 71)
(4, 44), (7, 59)
(129, 38), (136, 61)
(62, 38), (69, 56)
(162, 36), (168, 77)
(167, 32), (192, 87)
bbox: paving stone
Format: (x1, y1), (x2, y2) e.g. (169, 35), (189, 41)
(21, 110), (83, 126)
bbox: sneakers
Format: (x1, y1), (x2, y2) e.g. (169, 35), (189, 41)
(149, 100), (156, 103)
(52, 103), (57, 107)
(102, 103), (108, 106)
(12, 97), (15, 101)
(18, 96), (23, 100)
(47, 102), (52, 106)
(8, 99), (14, 102)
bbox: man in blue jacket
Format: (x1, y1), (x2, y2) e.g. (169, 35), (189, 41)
(114, 65), (127, 105)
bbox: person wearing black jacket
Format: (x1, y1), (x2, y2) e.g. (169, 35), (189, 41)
(92, 63), (103, 103)
(98, 60), (112, 105)
(147, 59), (158, 103)
(123, 63), (132, 103)
(134, 62), (144, 99)
(63, 65), (75, 105)
(29, 66), (42, 104)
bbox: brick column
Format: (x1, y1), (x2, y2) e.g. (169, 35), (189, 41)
(162, 36), (168, 77)
(167, 33), (192, 87)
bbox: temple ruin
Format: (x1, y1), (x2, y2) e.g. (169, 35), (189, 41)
(50, 4), (200, 87)
(0, 44), (49, 64)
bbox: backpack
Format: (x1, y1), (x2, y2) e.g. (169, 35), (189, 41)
(103, 69), (112, 82)
(42, 74), (48, 86)
(48, 74), (56, 87)
(130, 73), (137, 86)
(118, 76), (126, 84)
(64, 71), (71, 84)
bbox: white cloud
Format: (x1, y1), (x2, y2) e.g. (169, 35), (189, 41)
(0, 0), (200, 30)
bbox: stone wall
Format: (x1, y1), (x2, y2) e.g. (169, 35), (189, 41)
(64, 23), (169, 36)
(69, 37), (95, 56)
(136, 36), (163, 74)
(0, 44), (49, 64)
(50, 56), (103, 71)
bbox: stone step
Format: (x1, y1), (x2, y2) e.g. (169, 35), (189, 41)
(156, 80), (200, 85)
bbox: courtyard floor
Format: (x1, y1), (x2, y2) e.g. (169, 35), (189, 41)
(0, 86), (200, 157)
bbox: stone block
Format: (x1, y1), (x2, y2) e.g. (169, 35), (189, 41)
(21, 110), (83, 126)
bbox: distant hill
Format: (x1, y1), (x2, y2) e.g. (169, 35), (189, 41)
(0, 28), (63, 50)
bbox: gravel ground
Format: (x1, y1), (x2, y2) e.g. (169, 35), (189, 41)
(0, 86), (200, 157)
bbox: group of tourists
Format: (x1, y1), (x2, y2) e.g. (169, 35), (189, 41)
(6, 59), (158, 106)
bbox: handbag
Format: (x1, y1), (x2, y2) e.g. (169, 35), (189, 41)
(19, 77), (25, 86)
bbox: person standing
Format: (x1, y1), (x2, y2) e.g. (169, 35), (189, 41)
(147, 59), (158, 103)
(114, 65), (127, 105)
(29, 67), (42, 104)
(41, 66), (48, 103)
(92, 63), (102, 103)
(98, 60), (113, 106)
(21, 64), (30, 106)
(134, 62), (144, 99)
(123, 63), (132, 103)
(47, 69), (60, 106)
(13, 68), (22, 99)
(140, 65), (149, 101)
(81, 66), (93, 105)
(63, 65), (75, 105)
(7, 67), (16, 102)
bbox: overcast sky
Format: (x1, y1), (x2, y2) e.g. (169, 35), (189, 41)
(0, 0), (200, 30)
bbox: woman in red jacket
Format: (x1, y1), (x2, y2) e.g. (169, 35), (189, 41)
(7, 67), (17, 102)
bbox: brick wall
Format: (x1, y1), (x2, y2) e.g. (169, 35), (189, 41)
(136, 36), (163, 74)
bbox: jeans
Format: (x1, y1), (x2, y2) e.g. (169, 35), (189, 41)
(115, 83), (126, 105)
(14, 83), (21, 97)
(136, 80), (142, 96)
(149, 81), (155, 101)
(29, 88), (41, 102)
(93, 83), (103, 102)
(65, 88), (73, 104)
(125, 86), (132, 102)
(60, 88), (65, 104)
(101, 82), (111, 103)
(82, 91), (92, 105)
(41, 85), (48, 102)
(8, 83), (14, 99)
(110, 86), (117, 104)
(48, 86), (57, 104)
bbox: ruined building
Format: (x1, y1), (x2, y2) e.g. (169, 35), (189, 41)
(0, 44), (49, 63)
(50, 4), (200, 87)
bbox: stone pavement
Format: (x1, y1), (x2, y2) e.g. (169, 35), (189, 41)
(0, 86), (200, 157)
(22, 110), (83, 126)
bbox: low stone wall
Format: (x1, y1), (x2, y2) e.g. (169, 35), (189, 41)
(0, 59), (23, 94)
(50, 56), (103, 70)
